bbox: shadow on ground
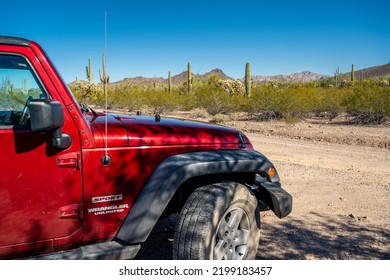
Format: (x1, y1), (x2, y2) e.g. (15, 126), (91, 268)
(134, 212), (389, 260)
(257, 211), (389, 260)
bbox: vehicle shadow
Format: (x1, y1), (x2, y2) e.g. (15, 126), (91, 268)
(134, 215), (177, 260)
(135, 211), (389, 260)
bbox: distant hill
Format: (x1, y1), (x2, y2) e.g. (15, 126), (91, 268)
(109, 68), (231, 88)
(342, 63), (390, 80)
(71, 62), (390, 87)
(249, 71), (329, 83)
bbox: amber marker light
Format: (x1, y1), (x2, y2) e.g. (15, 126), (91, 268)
(268, 167), (276, 177)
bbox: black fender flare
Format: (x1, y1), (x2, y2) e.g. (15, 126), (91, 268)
(115, 149), (279, 244)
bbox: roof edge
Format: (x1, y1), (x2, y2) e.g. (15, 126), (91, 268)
(0, 36), (30, 46)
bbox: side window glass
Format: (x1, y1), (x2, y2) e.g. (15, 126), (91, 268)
(0, 54), (47, 126)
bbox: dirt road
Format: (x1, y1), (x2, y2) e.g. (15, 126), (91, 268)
(135, 116), (390, 260)
(250, 134), (389, 259)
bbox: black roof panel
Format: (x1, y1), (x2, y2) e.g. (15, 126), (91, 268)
(0, 36), (30, 46)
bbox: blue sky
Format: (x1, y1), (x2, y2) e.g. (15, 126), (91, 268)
(1, 0), (389, 83)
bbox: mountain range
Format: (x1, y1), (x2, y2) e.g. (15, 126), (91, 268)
(75, 62), (390, 87)
(110, 68), (231, 88)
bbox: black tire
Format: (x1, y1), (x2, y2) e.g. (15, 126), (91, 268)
(173, 182), (260, 260)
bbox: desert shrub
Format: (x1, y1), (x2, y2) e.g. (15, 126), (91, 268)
(142, 88), (177, 114)
(342, 80), (390, 124)
(315, 88), (345, 120)
(69, 80), (103, 104)
(284, 86), (313, 117)
(245, 84), (274, 119)
(209, 113), (229, 123)
(294, 87), (344, 120)
(175, 90), (200, 111)
(217, 79), (245, 96)
(192, 75), (242, 115)
(197, 84), (229, 115)
(247, 84), (299, 120)
(200, 91), (234, 115)
(107, 85), (145, 112)
(246, 82), (347, 121)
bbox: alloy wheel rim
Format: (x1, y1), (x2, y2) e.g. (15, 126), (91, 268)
(214, 208), (250, 260)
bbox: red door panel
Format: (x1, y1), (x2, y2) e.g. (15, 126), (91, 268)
(0, 47), (83, 259)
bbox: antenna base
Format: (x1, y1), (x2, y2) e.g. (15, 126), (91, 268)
(101, 155), (111, 166)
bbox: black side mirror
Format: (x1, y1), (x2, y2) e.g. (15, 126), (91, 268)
(30, 99), (64, 132)
(29, 99), (72, 149)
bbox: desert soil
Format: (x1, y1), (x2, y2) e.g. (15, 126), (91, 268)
(135, 113), (390, 260)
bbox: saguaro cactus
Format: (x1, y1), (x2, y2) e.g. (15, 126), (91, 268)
(7, 79), (14, 94)
(187, 62), (192, 93)
(168, 71), (172, 94)
(245, 62), (251, 97)
(351, 64), (355, 82)
(334, 67), (340, 87)
(154, 75), (158, 89)
(22, 78), (28, 95)
(86, 58), (93, 83)
(99, 53), (110, 95)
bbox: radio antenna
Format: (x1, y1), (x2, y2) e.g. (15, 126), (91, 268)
(104, 10), (108, 52)
(101, 10), (111, 166)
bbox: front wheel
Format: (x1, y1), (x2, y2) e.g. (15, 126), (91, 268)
(173, 182), (260, 260)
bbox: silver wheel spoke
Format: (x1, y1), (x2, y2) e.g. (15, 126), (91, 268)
(214, 240), (225, 260)
(217, 217), (229, 239)
(228, 209), (244, 230)
(234, 228), (250, 246)
(214, 239), (234, 260)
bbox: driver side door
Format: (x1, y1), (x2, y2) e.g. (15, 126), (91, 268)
(0, 52), (83, 259)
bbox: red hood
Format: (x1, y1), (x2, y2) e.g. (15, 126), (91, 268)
(86, 113), (251, 149)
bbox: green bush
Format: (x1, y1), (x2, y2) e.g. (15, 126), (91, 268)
(107, 85), (145, 112)
(342, 81), (390, 124)
(192, 75), (242, 115)
(247, 84), (303, 120)
(143, 89), (176, 114)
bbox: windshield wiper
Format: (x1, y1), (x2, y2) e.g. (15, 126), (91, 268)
(79, 103), (98, 117)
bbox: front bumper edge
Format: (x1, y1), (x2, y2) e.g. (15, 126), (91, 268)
(254, 176), (293, 219)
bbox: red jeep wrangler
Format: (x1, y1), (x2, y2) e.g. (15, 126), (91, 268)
(0, 36), (292, 260)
